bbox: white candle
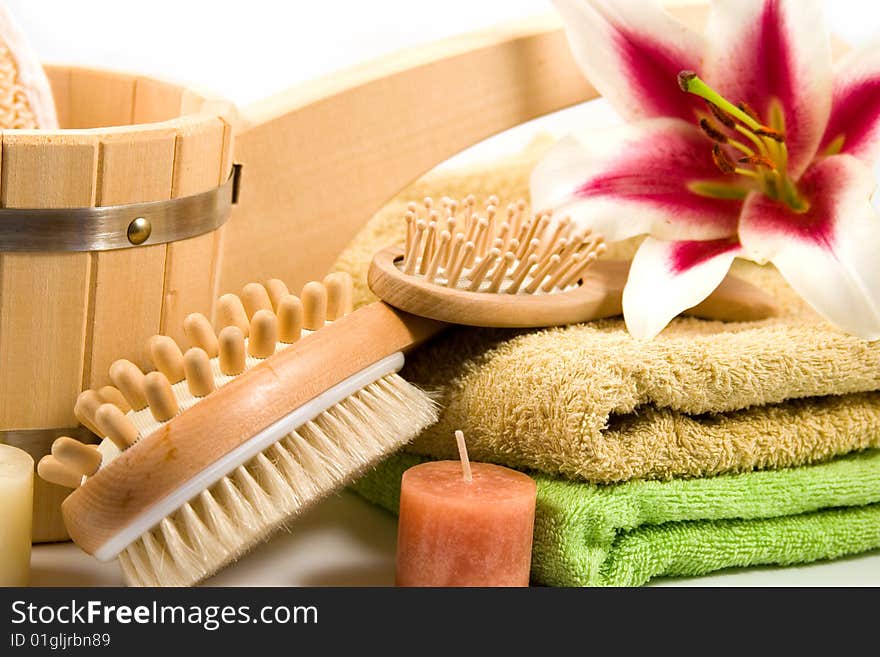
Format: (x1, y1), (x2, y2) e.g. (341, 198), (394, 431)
(0, 444), (33, 586)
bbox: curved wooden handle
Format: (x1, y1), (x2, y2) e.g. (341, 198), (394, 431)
(63, 302), (445, 555)
(220, 5), (713, 297)
(581, 260), (780, 323)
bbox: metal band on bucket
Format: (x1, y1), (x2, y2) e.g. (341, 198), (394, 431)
(1, 426), (99, 458)
(0, 164), (241, 252)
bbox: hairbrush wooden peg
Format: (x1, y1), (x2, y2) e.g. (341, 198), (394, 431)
(94, 404), (139, 450)
(248, 310), (278, 358)
(109, 360), (148, 412)
(369, 193), (779, 327)
(241, 283), (273, 319)
(301, 281), (327, 330)
(184, 313), (219, 358)
(265, 279), (290, 310)
(51, 437), (102, 478)
(218, 325), (246, 375)
(183, 348), (215, 397)
(37, 456), (82, 490)
(216, 293), (250, 336)
(277, 295), (304, 343)
(149, 335), (185, 384)
(74, 390), (104, 437)
(97, 386), (131, 414)
(143, 372), (178, 422)
(324, 272), (353, 320)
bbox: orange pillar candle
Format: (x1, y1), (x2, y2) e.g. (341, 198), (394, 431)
(396, 431), (536, 586)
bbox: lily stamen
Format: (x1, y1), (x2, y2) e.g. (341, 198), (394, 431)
(734, 123), (773, 157)
(737, 101), (761, 123)
(678, 70), (807, 211)
(754, 126), (785, 142)
(707, 101), (736, 129)
(713, 144), (757, 178)
(699, 117), (727, 143)
(739, 154), (777, 170)
(701, 118), (755, 157)
(711, 143), (735, 173)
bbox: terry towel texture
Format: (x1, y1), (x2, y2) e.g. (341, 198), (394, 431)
(333, 145), (880, 482)
(354, 451), (880, 586)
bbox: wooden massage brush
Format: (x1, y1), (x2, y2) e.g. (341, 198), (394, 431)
(39, 195), (775, 587)
(368, 194), (778, 327)
(39, 274), (441, 586)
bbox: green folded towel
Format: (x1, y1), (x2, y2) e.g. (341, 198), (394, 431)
(353, 450), (880, 586)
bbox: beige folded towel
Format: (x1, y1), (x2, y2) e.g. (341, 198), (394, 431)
(334, 143), (880, 482)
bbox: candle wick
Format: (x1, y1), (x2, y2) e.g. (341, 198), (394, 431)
(455, 430), (473, 483)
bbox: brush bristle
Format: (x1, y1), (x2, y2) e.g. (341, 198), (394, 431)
(401, 195), (606, 294)
(118, 373), (436, 586)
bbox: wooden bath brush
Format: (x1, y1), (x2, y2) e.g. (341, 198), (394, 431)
(39, 274), (440, 586)
(369, 195), (778, 327)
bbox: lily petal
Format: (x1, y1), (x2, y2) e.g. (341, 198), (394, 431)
(819, 37), (880, 163)
(622, 237), (742, 339)
(552, 0), (705, 122)
(703, 0), (832, 178)
(530, 118), (743, 242)
(740, 155), (880, 339)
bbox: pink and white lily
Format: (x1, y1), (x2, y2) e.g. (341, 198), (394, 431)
(531, 0), (880, 339)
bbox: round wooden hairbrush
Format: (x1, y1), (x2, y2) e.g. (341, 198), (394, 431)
(369, 195), (778, 328)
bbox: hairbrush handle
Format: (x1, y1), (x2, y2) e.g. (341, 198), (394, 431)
(370, 247), (778, 327)
(62, 302), (445, 556)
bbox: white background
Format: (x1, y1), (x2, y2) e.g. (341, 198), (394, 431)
(10, 0), (880, 190)
(16, 1), (880, 585)
(8, 0), (880, 106)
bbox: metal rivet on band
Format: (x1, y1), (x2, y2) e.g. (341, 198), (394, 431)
(127, 217), (152, 245)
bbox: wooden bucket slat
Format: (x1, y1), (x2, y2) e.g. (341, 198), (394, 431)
(161, 114), (229, 346)
(133, 77), (185, 124)
(85, 125), (178, 388)
(0, 132), (99, 427)
(0, 132), (100, 542)
(68, 68), (137, 128)
(43, 66), (72, 128)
